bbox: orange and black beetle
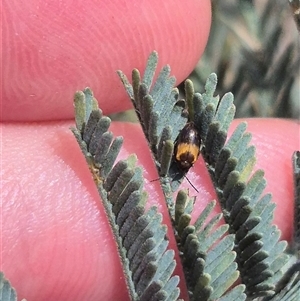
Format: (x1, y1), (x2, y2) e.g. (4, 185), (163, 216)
(174, 122), (201, 172)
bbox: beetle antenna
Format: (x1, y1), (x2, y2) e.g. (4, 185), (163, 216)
(150, 173), (199, 193)
(184, 175), (199, 193)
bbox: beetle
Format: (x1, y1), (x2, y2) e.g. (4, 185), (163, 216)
(174, 122), (201, 172)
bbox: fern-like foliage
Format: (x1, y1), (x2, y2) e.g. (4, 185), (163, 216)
(118, 51), (298, 300)
(0, 271), (23, 301)
(118, 52), (246, 300)
(180, 72), (293, 299)
(117, 55), (228, 209)
(71, 89), (181, 301)
(118, 52), (188, 214)
(174, 192), (246, 301)
(261, 151), (300, 301)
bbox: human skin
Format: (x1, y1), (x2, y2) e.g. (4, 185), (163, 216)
(1, 1), (299, 301)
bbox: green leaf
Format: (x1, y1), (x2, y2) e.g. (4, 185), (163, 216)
(0, 272), (18, 301)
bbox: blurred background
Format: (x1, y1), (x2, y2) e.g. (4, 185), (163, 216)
(110, 0), (300, 122)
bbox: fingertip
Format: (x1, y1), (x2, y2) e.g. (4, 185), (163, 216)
(3, 0), (211, 121)
(2, 118), (298, 299)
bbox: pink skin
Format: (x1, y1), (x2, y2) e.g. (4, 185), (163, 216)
(2, 0), (211, 121)
(1, 1), (299, 301)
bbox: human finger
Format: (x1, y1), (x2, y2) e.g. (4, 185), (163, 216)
(1, 118), (298, 300)
(2, 0), (211, 121)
